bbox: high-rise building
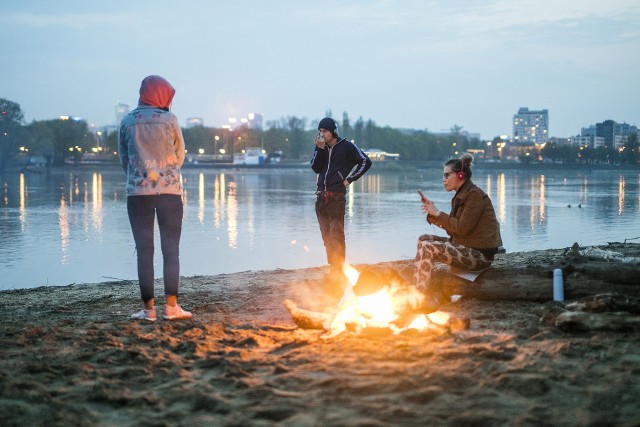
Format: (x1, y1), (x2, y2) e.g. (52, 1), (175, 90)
(248, 113), (263, 130)
(513, 107), (549, 145)
(595, 120), (638, 149)
(115, 101), (130, 126)
(572, 135), (605, 149)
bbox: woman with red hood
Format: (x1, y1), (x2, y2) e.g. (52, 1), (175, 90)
(119, 75), (191, 321)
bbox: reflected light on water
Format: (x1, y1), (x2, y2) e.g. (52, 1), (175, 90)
(59, 194), (69, 263)
(227, 181), (238, 248)
(83, 181), (89, 234)
(529, 177), (536, 227)
(2, 168), (639, 290)
(528, 175), (546, 228)
(581, 176), (588, 205)
(619, 176), (625, 216)
(347, 184), (355, 219)
(19, 174), (26, 231)
(213, 174), (224, 228)
(74, 175), (80, 198)
(365, 174), (381, 193)
(198, 172), (205, 224)
(539, 175), (546, 222)
(91, 173), (103, 233)
(246, 181), (255, 248)
(497, 173), (506, 224)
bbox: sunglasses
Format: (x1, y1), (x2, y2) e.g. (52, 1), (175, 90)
(443, 171), (455, 179)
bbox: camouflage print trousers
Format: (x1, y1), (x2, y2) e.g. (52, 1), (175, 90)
(414, 234), (491, 291)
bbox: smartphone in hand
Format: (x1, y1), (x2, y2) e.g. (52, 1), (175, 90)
(418, 189), (427, 202)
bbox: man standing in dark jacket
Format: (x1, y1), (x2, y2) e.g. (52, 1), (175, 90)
(310, 117), (372, 291)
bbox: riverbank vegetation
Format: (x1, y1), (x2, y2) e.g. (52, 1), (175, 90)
(2, 98), (638, 174)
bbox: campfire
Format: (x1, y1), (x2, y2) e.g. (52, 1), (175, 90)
(284, 262), (469, 338)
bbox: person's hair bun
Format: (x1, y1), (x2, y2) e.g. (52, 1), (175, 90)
(461, 153), (473, 167)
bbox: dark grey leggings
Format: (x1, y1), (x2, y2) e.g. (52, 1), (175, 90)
(127, 194), (183, 302)
(414, 234), (491, 290)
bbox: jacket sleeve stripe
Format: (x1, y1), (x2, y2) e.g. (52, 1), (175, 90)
(350, 145), (371, 180)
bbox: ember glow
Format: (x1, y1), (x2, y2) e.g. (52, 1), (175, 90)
(323, 262), (451, 338)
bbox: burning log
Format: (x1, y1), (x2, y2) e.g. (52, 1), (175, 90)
(284, 296), (469, 336)
(352, 267), (404, 296)
(284, 265), (470, 338)
(283, 300), (331, 330)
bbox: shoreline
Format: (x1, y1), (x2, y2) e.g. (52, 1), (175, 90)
(8, 159), (640, 175)
(1, 244), (639, 425)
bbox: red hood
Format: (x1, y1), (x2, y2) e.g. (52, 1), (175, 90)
(138, 75), (175, 109)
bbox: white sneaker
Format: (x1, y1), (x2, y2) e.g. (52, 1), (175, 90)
(164, 304), (192, 320)
(131, 309), (157, 322)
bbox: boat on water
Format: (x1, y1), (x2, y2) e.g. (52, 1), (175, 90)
(233, 147), (267, 165)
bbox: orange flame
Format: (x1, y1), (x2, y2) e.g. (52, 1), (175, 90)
(322, 261), (445, 338)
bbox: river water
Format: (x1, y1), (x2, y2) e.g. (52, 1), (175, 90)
(1, 165), (638, 290)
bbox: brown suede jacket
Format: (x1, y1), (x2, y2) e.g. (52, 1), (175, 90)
(429, 180), (503, 252)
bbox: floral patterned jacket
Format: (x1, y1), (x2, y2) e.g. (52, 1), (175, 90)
(118, 105), (185, 196)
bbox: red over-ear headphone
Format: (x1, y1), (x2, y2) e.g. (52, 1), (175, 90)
(457, 170), (465, 180)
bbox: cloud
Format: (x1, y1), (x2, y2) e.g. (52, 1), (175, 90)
(0, 12), (132, 29)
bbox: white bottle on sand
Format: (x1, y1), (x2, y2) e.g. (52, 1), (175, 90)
(553, 268), (564, 302)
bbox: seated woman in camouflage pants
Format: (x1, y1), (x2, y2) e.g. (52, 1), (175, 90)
(415, 154), (502, 291)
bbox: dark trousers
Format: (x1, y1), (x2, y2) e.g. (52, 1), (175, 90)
(127, 194), (183, 302)
(315, 192), (346, 271)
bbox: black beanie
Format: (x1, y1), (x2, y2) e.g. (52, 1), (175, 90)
(318, 117), (338, 136)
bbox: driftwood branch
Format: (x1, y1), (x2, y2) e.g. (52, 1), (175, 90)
(553, 311), (640, 332)
(540, 293), (640, 332)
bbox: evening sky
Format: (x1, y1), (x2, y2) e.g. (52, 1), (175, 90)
(1, 0), (638, 139)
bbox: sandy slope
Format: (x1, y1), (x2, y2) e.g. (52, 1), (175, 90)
(1, 245), (639, 426)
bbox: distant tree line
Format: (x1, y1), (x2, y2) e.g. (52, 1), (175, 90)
(537, 137), (639, 165)
(1, 98), (637, 174)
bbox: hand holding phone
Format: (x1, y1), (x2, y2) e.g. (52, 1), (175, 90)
(314, 133), (326, 148)
(417, 190), (427, 202)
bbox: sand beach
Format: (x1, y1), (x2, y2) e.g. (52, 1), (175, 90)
(1, 243), (639, 426)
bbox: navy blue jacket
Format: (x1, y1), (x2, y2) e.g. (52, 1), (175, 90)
(310, 138), (372, 193)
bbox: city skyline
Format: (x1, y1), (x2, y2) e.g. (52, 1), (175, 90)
(1, 1), (639, 140)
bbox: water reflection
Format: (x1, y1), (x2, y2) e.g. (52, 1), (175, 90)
(485, 175), (492, 199)
(347, 183), (355, 219)
(1, 168), (639, 290)
(619, 176), (624, 216)
(246, 178), (255, 248)
(19, 174), (26, 231)
(497, 173), (506, 224)
(226, 180), (238, 248)
(195, 173), (203, 223)
(91, 173), (103, 233)
(213, 174), (223, 228)
(59, 195), (69, 263)
(539, 175), (546, 223)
